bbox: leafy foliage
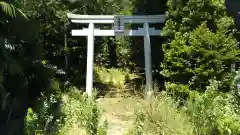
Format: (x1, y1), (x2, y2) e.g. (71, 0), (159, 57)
(24, 87), (108, 135)
(59, 88), (107, 135)
(162, 0), (226, 37)
(161, 0), (239, 91)
(0, 1), (64, 134)
(5, 0), (240, 135)
(0, 1), (27, 18)
(161, 1), (240, 134)
(187, 79), (240, 135)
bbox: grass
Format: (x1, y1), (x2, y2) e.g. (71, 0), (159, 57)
(95, 67), (194, 135)
(24, 67), (197, 135)
(94, 66), (140, 91)
(97, 91), (195, 135)
(97, 97), (144, 135)
(59, 90), (108, 135)
(125, 92), (195, 135)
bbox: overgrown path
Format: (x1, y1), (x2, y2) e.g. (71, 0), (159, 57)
(97, 97), (143, 135)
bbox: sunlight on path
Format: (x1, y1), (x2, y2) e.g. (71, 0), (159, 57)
(97, 97), (142, 135)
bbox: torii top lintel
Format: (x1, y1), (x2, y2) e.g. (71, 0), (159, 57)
(67, 13), (165, 24)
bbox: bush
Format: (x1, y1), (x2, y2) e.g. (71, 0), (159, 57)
(162, 20), (238, 91)
(187, 79), (240, 135)
(25, 87), (108, 135)
(126, 93), (195, 135)
(161, 1), (240, 133)
(25, 92), (63, 135)
(58, 88), (108, 135)
(25, 108), (39, 135)
(164, 78), (240, 134)
(165, 82), (191, 105)
(161, 0), (239, 92)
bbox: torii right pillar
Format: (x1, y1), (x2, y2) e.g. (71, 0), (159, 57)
(143, 22), (153, 99)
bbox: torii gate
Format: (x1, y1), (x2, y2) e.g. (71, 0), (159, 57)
(67, 13), (165, 98)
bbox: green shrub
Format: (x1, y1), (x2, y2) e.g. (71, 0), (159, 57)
(187, 79), (240, 135)
(165, 82), (191, 105)
(24, 87), (107, 135)
(25, 91), (63, 135)
(25, 108), (39, 135)
(162, 21), (238, 91)
(58, 88), (108, 135)
(126, 93), (195, 135)
(161, 0), (239, 92)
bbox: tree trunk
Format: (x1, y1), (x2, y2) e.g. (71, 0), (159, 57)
(109, 37), (117, 68)
(0, 96), (28, 135)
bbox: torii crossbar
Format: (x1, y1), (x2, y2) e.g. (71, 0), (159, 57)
(67, 13), (165, 98)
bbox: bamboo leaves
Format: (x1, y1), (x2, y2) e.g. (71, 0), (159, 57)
(0, 1), (28, 19)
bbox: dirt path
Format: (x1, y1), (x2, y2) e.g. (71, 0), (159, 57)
(97, 97), (142, 135)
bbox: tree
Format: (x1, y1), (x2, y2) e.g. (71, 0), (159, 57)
(0, 1), (61, 134)
(161, 0), (240, 92)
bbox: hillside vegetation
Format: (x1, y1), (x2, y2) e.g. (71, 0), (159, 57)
(1, 0), (240, 135)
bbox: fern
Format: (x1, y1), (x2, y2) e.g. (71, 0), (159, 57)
(0, 1), (28, 19)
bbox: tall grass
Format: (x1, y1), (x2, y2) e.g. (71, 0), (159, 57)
(94, 66), (139, 90)
(58, 89), (108, 135)
(126, 92), (195, 135)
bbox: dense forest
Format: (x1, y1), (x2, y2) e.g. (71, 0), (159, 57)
(1, 0), (240, 135)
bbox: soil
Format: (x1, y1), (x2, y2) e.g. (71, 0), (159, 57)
(97, 97), (143, 135)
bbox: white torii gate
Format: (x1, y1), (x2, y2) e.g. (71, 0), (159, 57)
(67, 13), (165, 98)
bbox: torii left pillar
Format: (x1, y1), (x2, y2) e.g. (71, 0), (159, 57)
(86, 22), (94, 97)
